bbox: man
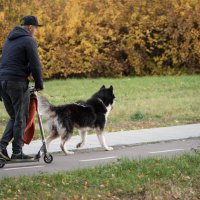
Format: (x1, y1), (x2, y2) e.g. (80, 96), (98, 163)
(0, 16), (44, 160)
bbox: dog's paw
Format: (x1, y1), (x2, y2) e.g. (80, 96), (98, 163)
(76, 142), (83, 148)
(65, 151), (74, 155)
(105, 146), (113, 151)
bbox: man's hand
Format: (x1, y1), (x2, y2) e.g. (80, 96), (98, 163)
(35, 88), (43, 92)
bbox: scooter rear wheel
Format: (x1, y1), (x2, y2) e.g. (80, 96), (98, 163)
(44, 154), (53, 164)
(0, 158), (5, 168)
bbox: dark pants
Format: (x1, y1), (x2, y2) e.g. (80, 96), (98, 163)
(0, 80), (29, 154)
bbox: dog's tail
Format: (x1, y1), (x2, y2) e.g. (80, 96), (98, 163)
(37, 95), (55, 117)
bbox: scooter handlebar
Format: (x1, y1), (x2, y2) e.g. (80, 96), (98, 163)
(29, 87), (43, 93)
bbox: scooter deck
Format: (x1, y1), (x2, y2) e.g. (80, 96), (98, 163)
(0, 152), (53, 168)
(0, 155), (40, 166)
(4, 158), (40, 164)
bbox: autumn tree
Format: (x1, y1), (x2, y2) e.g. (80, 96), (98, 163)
(0, 0), (200, 78)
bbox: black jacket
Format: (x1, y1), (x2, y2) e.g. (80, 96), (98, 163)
(0, 26), (43, 89)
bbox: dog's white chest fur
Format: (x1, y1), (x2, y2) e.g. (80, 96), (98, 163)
(105, 104), (112, 121)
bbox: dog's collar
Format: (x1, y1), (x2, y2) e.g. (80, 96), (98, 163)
(97, 98), (103, 103)
(97, 98), (106, 106)
(98, 98), (113, 110)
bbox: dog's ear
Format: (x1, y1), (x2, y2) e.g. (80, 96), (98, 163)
(109, 85), (113, 91)
(100, 85), (105, 90)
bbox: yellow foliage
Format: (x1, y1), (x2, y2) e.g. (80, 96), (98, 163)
(0, 0), (200, 78)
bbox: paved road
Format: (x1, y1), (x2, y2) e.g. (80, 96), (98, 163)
(10, 123), (200, 155)
(0, 138), (199, 179)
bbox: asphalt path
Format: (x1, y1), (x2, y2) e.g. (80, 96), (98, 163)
(0, 138), (199, 180)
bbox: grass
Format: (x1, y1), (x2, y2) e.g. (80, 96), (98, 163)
(0, 75), (200, 138)
(0, 75), (199, 199)
(0, 152), (199, 199)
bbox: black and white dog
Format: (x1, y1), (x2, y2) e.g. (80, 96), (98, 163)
(38, 85), (115, 155)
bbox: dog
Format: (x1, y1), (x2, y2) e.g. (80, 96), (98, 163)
(38, 85), (115, 155)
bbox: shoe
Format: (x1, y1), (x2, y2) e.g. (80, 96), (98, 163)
(0, 149), (11, 161)
(11, 152), (33, 160)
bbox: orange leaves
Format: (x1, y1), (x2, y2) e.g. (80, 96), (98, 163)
(0, 0), (200, 78)
(0, 11), (4, 22)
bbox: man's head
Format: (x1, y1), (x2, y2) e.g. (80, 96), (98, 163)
(20, 16), (43, 37)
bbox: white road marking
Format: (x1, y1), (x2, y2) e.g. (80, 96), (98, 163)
(2, 165), (45, 171)
(80, 156), (117, 162)
(149, 149), (185, 154)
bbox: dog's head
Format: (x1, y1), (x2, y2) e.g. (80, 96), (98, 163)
(93, 85), (116, 108)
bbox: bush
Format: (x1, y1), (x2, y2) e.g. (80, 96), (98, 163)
(0, 0), (200, 79)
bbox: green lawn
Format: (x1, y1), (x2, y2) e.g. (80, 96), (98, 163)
(0, 75), (200, 138)
(0, 153), (199, 199)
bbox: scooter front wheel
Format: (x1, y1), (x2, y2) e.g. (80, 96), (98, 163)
(0, 158), (5, 168)
(44, 154), (53, 164)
